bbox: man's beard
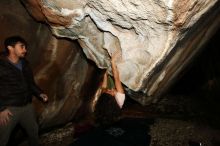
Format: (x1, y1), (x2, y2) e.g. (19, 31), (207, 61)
(19, 53), (26, 58)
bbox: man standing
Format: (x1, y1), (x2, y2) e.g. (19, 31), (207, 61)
(0, 36), (48, 146)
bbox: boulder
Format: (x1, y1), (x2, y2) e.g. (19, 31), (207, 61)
(20, 0), (220, 105)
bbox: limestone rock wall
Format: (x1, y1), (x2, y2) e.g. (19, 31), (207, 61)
(21, 0), (220, 104)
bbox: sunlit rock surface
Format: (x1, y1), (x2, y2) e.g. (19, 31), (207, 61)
(0, 0), (100, 129)
(21, 0), (220, 104)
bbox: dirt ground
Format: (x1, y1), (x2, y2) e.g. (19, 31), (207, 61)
(18, 93), (220, 146)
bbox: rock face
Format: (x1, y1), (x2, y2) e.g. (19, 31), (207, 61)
(21, 0), (220, 104)
(0, 0), (101, 129)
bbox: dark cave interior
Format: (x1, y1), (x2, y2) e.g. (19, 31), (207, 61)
(170, 28), (220, 97)
(1, 0), (220, 145)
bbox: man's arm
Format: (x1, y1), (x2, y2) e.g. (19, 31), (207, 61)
(30, 75), (48, 102)
(30, 82), (48, 102)
(25, 61), (48, 102)
(101, 71), (108, 89)
(111, 52), (124, 94)
(0, 63), (9, 113)
(111, 51), (125, 108)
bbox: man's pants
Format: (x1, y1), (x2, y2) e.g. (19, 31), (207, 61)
(0, 103), (39, 146)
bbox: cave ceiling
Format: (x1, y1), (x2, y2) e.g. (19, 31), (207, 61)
(20, 0), (220, 104)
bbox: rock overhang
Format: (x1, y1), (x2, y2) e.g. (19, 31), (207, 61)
(21, 0), (220, 104)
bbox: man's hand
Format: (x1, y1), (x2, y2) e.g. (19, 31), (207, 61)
(0, 109), (13, 126)
(40, 93), (48, 102)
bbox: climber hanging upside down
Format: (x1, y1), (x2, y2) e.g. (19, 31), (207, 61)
(94, 51), (126, 126)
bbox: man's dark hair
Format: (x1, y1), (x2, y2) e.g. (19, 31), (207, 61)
(4, 36), (27, 54)
(94, 93), (121, 127)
